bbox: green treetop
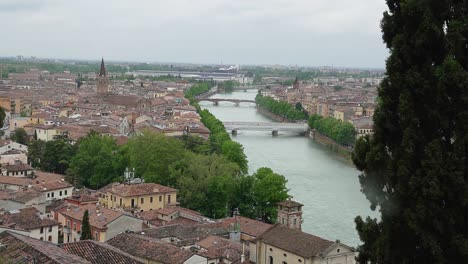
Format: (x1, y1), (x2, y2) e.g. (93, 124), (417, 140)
(80, 210), (93, 240)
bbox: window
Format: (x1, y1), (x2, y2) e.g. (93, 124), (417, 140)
(120, 198), (122, 206)
(293, 219), (297, 226)
(298, 260), (302, 263)
(269, 248), (273, 251)
(283, 254), (287, 257)
(65, 190), (68, 195)
(131, 199), (135, 207)
(40, 237), (43, 241)
(159, 196), (162, 202)
(141, 198), (144, 204)
(59, 191), (62, 196)
(67, 220), (71, 228)
(73, 223), (76, 231)
(282, 262), (287, 264)
(337, 248), (341, 253)
(95, 232), (99, 241)
(51, 192), (54, 198)
(47, 193), (50, 198)
(168, 195), (171, 204)
(40, 227), (44, 234)
(282, 218), (285, 224)
(48, 236), (52, 241)
(48, 226), (52, 232)
(269, 256), (273, 264)
(150, 197), (153, 203)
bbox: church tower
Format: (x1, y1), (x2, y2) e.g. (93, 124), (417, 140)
(293, 76), (300, 90)
(277, 198), (303, 230)
(96, 58), (109, 95)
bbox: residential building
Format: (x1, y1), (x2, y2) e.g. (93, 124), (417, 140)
(99, 183), (177, 213)
(0, 207), (61, 243)
(59, 203), (143, 243)
(107, 232), (208, 264)
(250, 224), (356, 264)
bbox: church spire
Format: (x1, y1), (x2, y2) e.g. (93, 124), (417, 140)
(99, 58), (106, 77)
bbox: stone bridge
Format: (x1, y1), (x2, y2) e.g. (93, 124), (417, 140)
(223, 121), (309, 136)
(195, 98), (256, 106)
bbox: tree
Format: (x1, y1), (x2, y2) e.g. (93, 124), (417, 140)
(0, 107), (5, 128)
(295, 102), (302, 111)
(352, 1), (468, 263)
(10, 128), (29, 145)
(221, 141), (248, 175)
(67, 134), (124, 188)
(80, 210), (92, 240)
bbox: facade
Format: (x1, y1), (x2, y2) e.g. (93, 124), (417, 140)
(277, 199), (303, 230)
(96, 58), (109, 95)
(250, 224), (356, 264)
(99, 183), (178, 213)
(0, 207), (61, 244)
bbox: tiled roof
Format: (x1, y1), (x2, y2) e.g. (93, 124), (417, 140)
(197, 235), (248, 262)
(32, 180), (73, 192)
(221, 216), (272, 238)
(0, 207), (60, 230)
(2, 163), (33, 172)
(0, 231), (90, 264)
(60, 204), (123, 230)
(255, 224), (335, 258)
(7, 189), (42, 203)
(277, 199), (304, 208)
(107, 233), (195, 264)
(61, 240), (143, 264)
(109, 183), (177, 197)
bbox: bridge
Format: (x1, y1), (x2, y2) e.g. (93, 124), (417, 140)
(195, 98), (256, 106)
(223, 121), (309, 136)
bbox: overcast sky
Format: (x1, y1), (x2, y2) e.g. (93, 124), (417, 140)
(0, 0), (389, 68)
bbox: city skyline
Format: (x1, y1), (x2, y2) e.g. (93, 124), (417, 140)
(0, 0), (389, 68)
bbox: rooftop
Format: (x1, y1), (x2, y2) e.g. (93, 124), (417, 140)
(61, 240), (143, 264)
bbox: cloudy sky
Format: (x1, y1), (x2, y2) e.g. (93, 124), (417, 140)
(0, 0), (389, 67)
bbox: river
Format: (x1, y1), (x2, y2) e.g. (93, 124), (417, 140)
(199, 90), (377, 247)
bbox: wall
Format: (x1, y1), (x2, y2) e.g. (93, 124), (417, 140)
(105, 191), (177, 212)
(256, 107), (287, 122)
(29, 225), (60, 244)
(0, 153), (28, 165)
(44, 187), (73, 201)
(310, 130), (352, 159)
(105, 215), (143, 241)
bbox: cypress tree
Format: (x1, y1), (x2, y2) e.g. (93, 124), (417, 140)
(352, 0), (467, 263)
(80, 210), (93, 240)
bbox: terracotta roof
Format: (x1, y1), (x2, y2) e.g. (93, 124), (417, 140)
(32, 180), (73, 192)
(107, 233), (195, 264)
(221, 216), (272, 238)
(7, 189), (42, 203)
(0, 207), (60, 230)
(0, 171), (66, 187)
(197, 235), (248, 262)
(2, 163), (33, 172)
(60, 204), (123, 230)
(0, 231), (90, 264)
(108, 183), (177, 197)
(61, 240), (143, 264)
(277, 199), (304, 208)
(255, 224), (334, 258)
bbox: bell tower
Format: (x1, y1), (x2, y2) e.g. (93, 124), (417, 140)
(96, 58), (109, 95)
(277, 198), (303, 230)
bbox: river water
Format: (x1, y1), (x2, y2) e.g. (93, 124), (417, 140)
(199, 90), (377, 247)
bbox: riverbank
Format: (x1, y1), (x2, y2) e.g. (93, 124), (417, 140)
(256, 106), (352, 159)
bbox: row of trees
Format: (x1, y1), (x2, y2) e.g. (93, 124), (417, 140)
(308, 114), (356, 146)
(255, 94), (307, 121)
(218, 80), (240, 92)
(184, 83), (211, 99)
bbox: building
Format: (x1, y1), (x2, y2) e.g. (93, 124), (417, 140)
(96, 58), (109, 95)
(59, 203), (143, 243)
(0, 207), (61, 243)
(61, 240), (143, 264)
(249, 224), (356, 264)
(277, 199), (303, 230)
(99, 183), (177, 213)
(107, 232), (208, 264)
(32, 179), (74, 201)
(0, 231), (90, 263)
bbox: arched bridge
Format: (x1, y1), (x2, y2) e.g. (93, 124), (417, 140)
(195, 98), (256, 106)
(223, 121), (309, 136)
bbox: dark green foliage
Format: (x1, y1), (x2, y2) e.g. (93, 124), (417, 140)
(67, 134), (125, 189)
(0, 107), (5, 128)
(255, 94), (306, 121)
(352, 1), (468, 263)
(80, 210), (92, 240)
(308, 114), (356, 145)
(28, 139), (78, 174)
(184, 83), (211, 99)
(218, 80), (240, 92)
(10, 128), (29, 145)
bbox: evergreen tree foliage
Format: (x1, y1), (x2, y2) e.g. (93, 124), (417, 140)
(255, 94), (306, 121)
(352, 1), (468, 263)
(80, 210), (93, 240)
(0, 107), (5, 128)
(10, 128), (29, 145)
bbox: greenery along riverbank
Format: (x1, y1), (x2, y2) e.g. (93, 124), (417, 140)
(308, 114), (356, 146)
(255, 93), (307, 121)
